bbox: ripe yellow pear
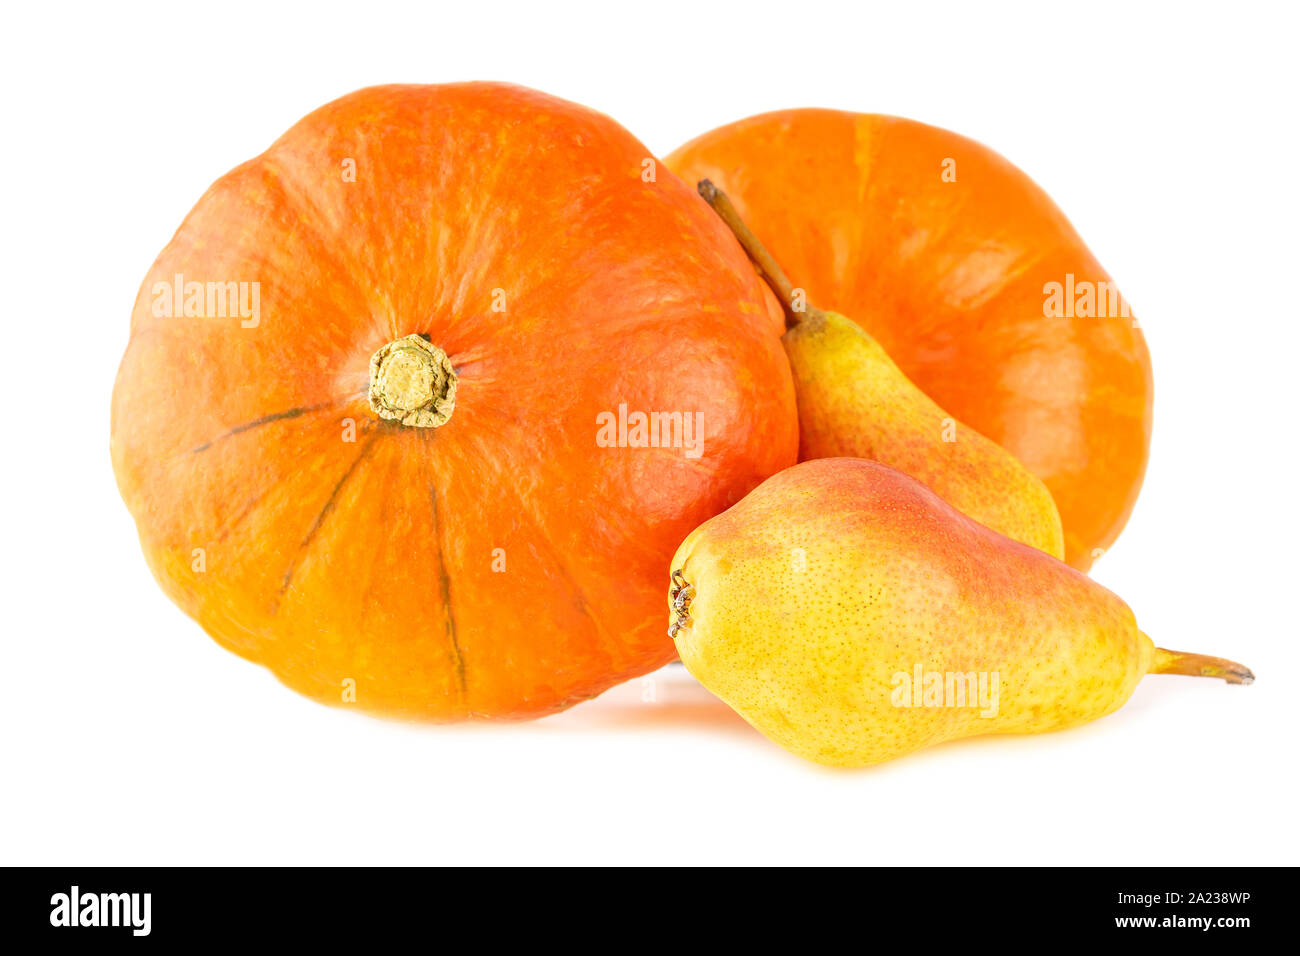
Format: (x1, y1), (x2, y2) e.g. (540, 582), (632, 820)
(668, 458), (1252, 768)
(698, 180), (1064, 559)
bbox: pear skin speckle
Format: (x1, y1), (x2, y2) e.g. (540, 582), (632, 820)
(670, 459), (1152, 768)
(783, 311), (1066, 559)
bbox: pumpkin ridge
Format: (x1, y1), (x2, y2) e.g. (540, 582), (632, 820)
(189, 400), (341, 454)
(206, 411), (375, 546)
(261, 87), (596, 350)
(507, 485), (622, 672)
(956, 239), (1060, 312)
(428, 484), (468, 704)
(257, 152), (399, 344)
(870, 124), (1070, 314)
(277, 434), (380, 601)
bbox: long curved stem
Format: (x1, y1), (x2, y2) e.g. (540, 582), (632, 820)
(1151, 646), (1255, 684)
(698, 179), (818, 328)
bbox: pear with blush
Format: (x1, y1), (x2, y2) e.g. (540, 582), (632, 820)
(668, 458), (1252, 768)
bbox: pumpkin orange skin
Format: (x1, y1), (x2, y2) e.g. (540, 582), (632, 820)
(667, 111), (1153, 571)
(111, 83), (797, 720)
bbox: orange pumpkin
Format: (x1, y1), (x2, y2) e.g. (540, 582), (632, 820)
(667, 111), (1153, 571)
(111, 83), (797, 720)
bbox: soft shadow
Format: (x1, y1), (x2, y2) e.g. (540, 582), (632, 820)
(528, 664), (759, 740)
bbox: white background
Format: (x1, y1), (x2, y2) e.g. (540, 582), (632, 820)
(3, 0), (1298, 866)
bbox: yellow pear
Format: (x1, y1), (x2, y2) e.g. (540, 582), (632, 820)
(668, 458), (1252, 768)
(698, 180), (1064, 559)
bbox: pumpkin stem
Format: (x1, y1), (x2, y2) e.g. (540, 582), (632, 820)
(368, 334), (458, 428)
(697, 179), (823, 329)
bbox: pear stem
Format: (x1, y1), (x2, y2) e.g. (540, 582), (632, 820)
(697, 179), (819, 328)
(1151, 647), (1255, 685)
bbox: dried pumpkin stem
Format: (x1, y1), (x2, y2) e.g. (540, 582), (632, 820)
(368, 334), (458, 428)
(697, 179), (822, 328)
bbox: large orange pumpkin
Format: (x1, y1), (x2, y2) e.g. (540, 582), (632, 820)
(667, 111), (1153, 571)
(111, 83), (798, 720)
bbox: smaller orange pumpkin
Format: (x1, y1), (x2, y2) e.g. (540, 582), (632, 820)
(668, 111), (1154, 571)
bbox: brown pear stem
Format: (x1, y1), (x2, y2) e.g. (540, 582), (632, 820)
(1151, 647), (1255, 685)
(698, 179), (820, 328)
